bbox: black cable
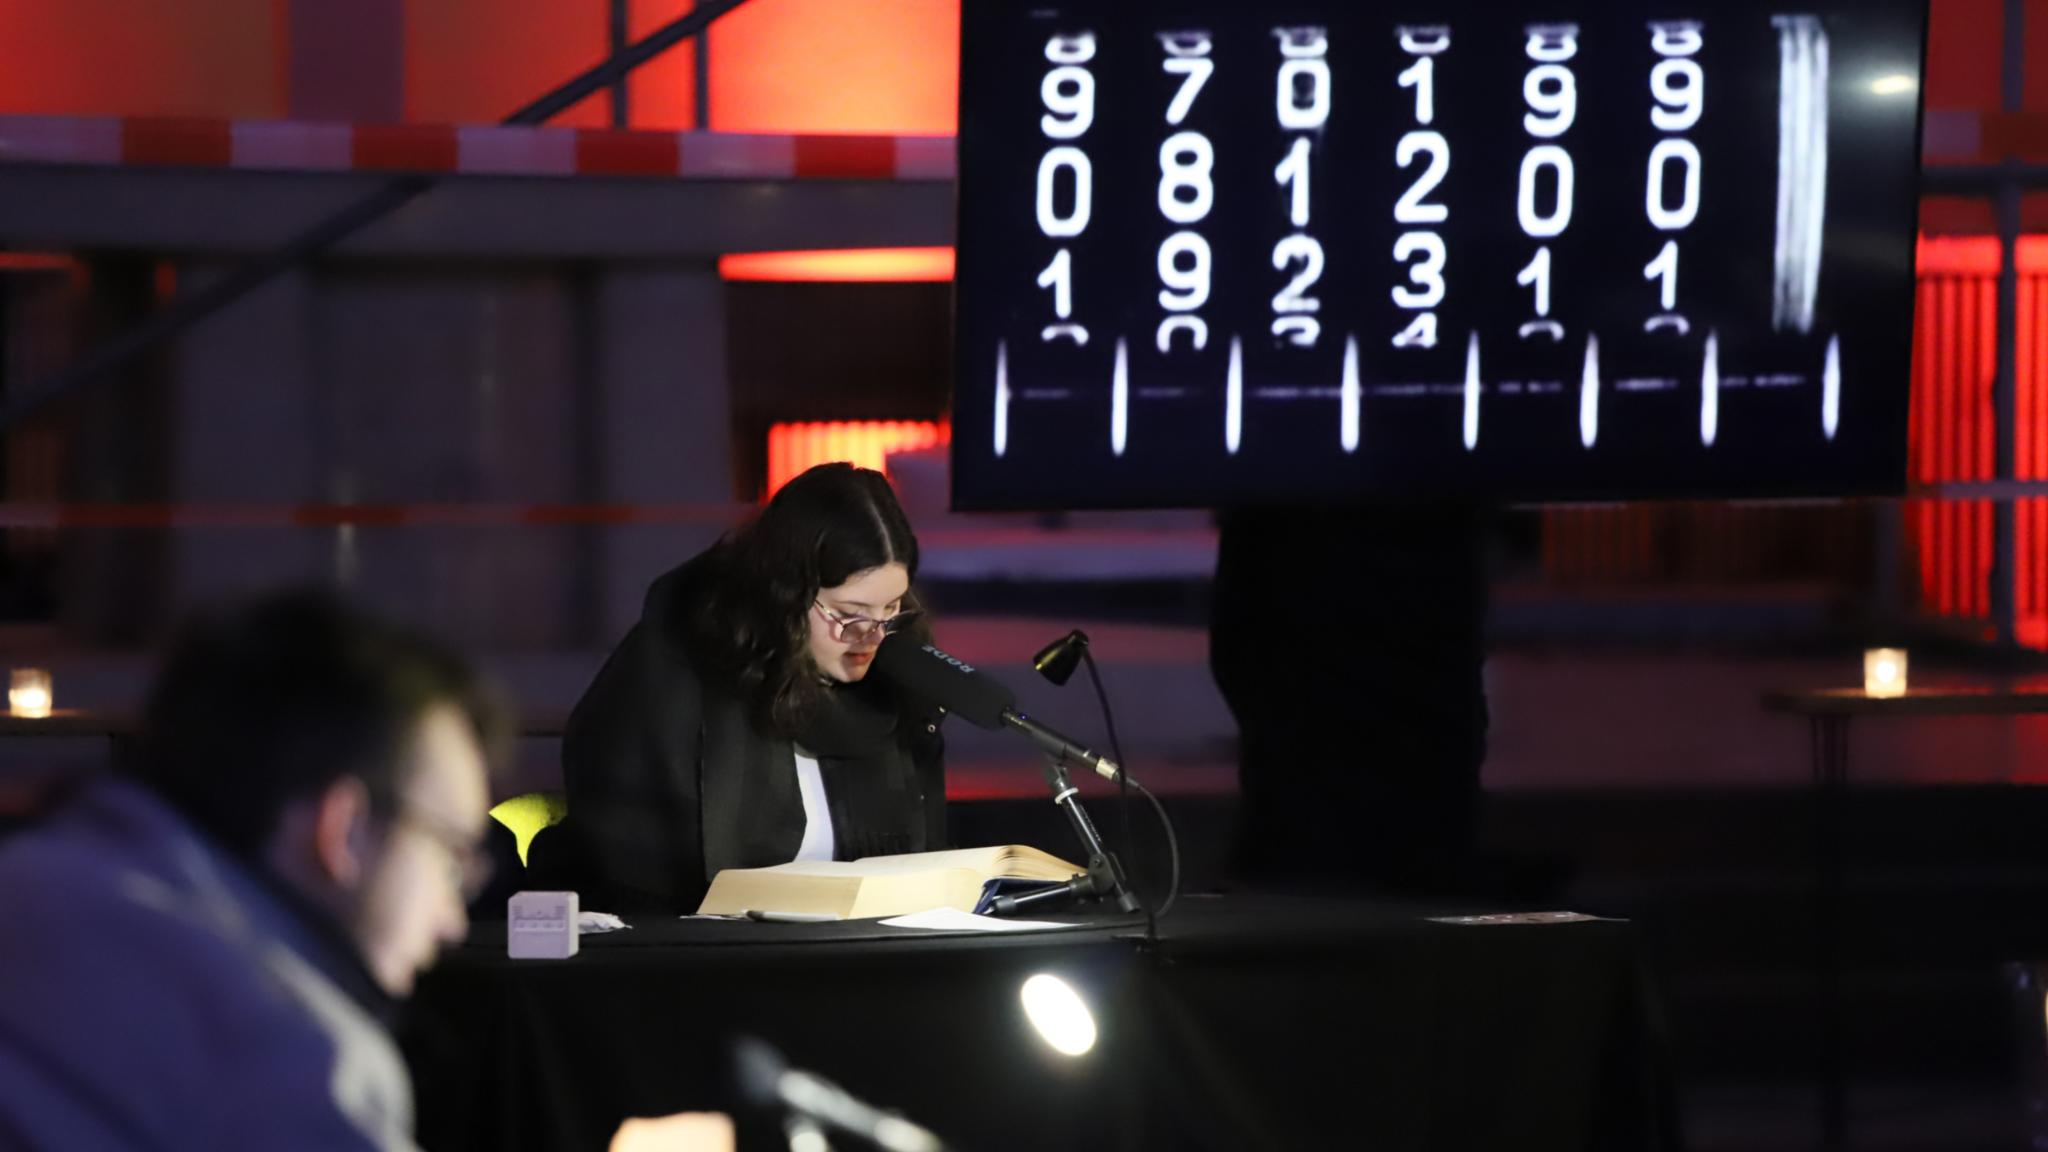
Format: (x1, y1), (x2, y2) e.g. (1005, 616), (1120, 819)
(1076, 648), (1138, 904)
(1128, 778), (1181, 917)
(1078, 648), (1181, 921)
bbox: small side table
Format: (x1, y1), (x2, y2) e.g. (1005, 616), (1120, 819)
(1761, 688), (2048, 1152)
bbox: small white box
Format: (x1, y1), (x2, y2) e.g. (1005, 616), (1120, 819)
(507, 891), (579, 960)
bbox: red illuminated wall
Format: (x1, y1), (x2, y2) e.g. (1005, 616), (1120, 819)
(627, 0), (699, 130)
(707, 0), (957, 134)
(404, 0), (611, 127)
(0, 0), (285, 119)
(1926, 0), (2005, 114)
(1909, 239), (1998, 625)
(404, 0), (954, 133)
(0, 0), (950, 131)
(1909, 236), (2048, 647)
(2017, 243), (2048, 648)
(1921, 0), (2048, 231)
(721, 248), (953, 282)
(766, 421), (948, 497)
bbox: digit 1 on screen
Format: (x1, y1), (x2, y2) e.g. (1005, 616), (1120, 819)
(1036, 32), (1096, 347)
(1515, 24), (1576, 344)
(1391, 26), (1449, 350)
(1271, 26), (1328, 348)
(1157, 32), (1216, 355)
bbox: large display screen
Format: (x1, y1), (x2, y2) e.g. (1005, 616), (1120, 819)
(952, 2), (1927, 507)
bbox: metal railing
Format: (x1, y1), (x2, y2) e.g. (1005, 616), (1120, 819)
(0, 0), (753, 436)
(1914, 0), (2034, 648)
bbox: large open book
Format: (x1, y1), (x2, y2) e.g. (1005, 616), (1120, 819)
(696, 845), (1084, 919)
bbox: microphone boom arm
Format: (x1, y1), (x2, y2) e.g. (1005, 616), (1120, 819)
(989, 756), (1140, 916)
(1000, 709), (1121, 782)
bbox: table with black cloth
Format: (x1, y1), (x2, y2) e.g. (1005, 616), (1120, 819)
(402, 894), (1673, 1152)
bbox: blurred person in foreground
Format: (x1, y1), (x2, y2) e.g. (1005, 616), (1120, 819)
(0, 592), (731, 1151)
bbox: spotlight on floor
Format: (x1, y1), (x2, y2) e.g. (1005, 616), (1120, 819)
(1020, 973), (1097, 1057)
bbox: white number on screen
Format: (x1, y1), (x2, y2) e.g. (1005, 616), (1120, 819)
(1159, 132), (1215, 225)
(1526, 25), (1578, 63)
(1393, 313), (1439, 348)
(1277, 59), (1332, 131)
(1278, 28), (1329, 59)
(1392, 232), (1446, 308)
(1046, 32), (1097, 64)
(1275, 137), (1312, 228)
(1272, 316), (1321, 346)
(1651, 60), (1704, 132)
(1645, 138), (1700, 231)
(1517, 247), (1552, 316)
(1398, 26), (1450, 56)
(1036, 147), (1092, 237)
(1398, 55), (1435, 125)
(1650, 23), (1703, 59)
(1517, 146), (1574, 238)
(1394, 132), (1449, 225)
(1164, 52), (1214, 125)
(1523, 66), (1576, 137)
(1158, 232), (1212, 311)
(1272, 235), (1324, 313)
(1157, 315), (1209, 353)
(1041, 68), (1095, 139)
(1036, 249), (1073, 318)
(1644, 240), (1679, 310)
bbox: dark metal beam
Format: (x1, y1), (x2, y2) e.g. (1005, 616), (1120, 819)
(609, 0), (631, 128)
(0, 165), (955, 258)
(1991, 0), (2025, 646)
(0, 0), (754, 433)
(1920, 163), (2048, 191)
(503, 0), (752, 127)
(695, 23), (712, 130)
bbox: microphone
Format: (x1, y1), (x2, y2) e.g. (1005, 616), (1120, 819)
(734, 1037), (947, 1152)
(871, 636), (1123, 783)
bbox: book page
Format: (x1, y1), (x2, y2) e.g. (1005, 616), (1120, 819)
(733, 859), (938, 878)
(699, 865), (990, 918)
(850, 846), (1083, 882)
(700, 848), (1087, 917)
(880, 908), (1076, 932)
(993, 844), (1088, 881)
(697, 870), (862, 917)
(847, 868), (986, 918)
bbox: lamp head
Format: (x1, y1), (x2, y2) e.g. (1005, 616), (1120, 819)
(1031, 630), (1090, 687)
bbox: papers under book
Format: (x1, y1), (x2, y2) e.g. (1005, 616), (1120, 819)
(696, 845), (1085, 920)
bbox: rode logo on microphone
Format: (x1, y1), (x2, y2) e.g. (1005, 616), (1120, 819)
(922, 643), (975, 675)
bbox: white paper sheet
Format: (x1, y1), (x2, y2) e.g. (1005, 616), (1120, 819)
(1426, 911), (1614, 926)
(879, 907), (1073, 932)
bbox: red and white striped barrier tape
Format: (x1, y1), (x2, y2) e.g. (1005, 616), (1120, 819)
(0, 116), (956, 181)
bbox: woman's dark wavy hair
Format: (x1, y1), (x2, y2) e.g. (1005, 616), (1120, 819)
(687, 463), (929, 737)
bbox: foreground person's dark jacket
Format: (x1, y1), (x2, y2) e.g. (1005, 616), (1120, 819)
(0, 777), (417, 1151)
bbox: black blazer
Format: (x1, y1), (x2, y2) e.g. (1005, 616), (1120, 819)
(530, 557), (947, 914)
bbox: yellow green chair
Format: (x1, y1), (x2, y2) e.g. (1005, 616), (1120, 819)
(489, 791), (568, 866)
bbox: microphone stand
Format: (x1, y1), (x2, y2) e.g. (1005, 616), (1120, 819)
(988, 756), (1141, 916)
